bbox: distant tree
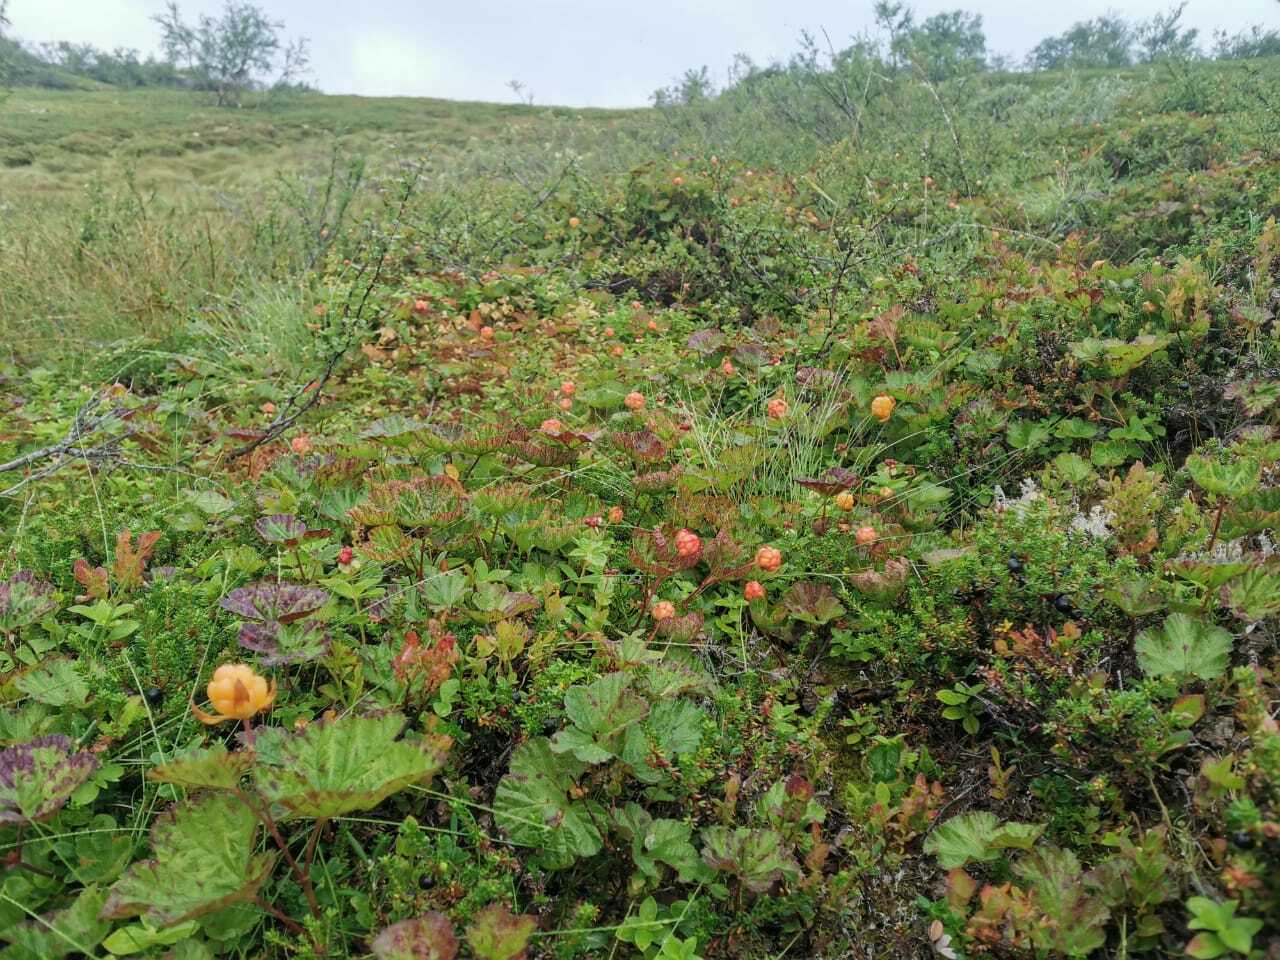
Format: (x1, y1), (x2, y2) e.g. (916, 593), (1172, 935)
(0, 0), (14, 86)
(1135, 4), (1200, 62)
(1026, 16), (1134, 70)
(1212, 24), (1280, 60)
(153, 1), (309, 106)
(41, 42), (181, 87)
(506, 79), (534, 105)
(875, 3), (987, 80)
(652, 66), (714, 107)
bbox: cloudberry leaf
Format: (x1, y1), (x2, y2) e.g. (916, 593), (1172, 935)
(0, 572), (58, 633)
(253, 713), (450, 820)
(550, 672), (648, 764)
(371, 912), (458, 960)
(148, 743), (253, 792)
(0, 734), (98, 825)
(493, 738), (605, 870)
(613, 803), (706, 883)
(0, 885), (109, 958)
(1135, 613), (1233, 682)
(700, 826), (800, 893)
(102, 793), (276, 927)
(465, 904), (536, 960)
(1014, 847), (1109, 955)
(923, 811), (1045, 869)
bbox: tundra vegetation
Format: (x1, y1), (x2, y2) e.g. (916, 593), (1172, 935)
(1, 3), (1280, 958)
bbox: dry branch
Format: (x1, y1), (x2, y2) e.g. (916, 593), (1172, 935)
(0, 391), (134, 497)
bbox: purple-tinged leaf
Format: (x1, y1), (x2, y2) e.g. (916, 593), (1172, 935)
(465, 903), (537, 960)
(656, 611), (704, 642)
(782, 581), (845, 626)
(237, 619), (330, 665)
(796, 366), (840, 389)
(686, 328), (726, 354)
(371, 912), (459, 960)
(0, 571), (58, 632)
(632, 466), (682, 492)
(219, 582), (330, 624)
(701, 826), (801, 893)
(850, 558), (910, 603)
(795, 467), (859, 496)
(612, 430), (667, 464)
(254, 514), (308, 545)
(0, 735), (98, 825)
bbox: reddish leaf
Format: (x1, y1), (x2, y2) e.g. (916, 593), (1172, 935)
(72, 559), (109, 600)
(465, 904), (537, 960)
(371, 912), (459, 960)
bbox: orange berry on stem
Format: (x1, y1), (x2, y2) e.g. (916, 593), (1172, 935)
(871, 395), (896, 422)
(755, 545), (782, 572)
(674, 528), (701, 558)
(198, 663), (275, 724)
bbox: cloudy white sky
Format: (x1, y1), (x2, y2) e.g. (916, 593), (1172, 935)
(11, 0), (1280, 107)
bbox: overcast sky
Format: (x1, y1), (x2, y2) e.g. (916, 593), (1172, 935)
(11, 0), (1280, 107)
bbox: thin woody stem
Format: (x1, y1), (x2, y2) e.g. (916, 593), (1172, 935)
(254, 896), (305, 935)
(233, 786), (321, 919)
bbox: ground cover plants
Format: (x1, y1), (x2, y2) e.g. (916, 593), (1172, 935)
(1, 14), (1280, 959)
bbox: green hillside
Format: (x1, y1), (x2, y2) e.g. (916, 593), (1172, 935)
(1, 45), (1279, 960)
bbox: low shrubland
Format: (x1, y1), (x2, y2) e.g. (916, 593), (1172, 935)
(0, 29), (1279, 960)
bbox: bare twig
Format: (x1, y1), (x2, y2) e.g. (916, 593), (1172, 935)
(0, 391), (134, 497)
(227, 165), (422, 460)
